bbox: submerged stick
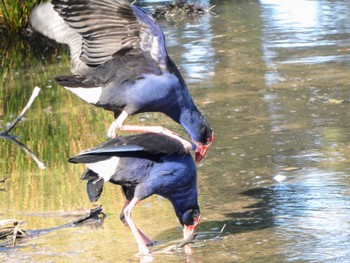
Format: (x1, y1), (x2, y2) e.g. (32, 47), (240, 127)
(3, 87), (41, 134)
(28, 205), (105, 236)
(12, 222), (29, 247)
(156, 233), (196, 254)
(1, 206), (104, 247)
(206, 5), (216, 15)
(173, 233), (196, 250)
(215, 223), (226, 240)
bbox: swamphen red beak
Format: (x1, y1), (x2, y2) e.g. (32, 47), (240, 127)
(183, 215), (201, 239)
(195, 132), (214, 163)
(183, 215), (201, 254)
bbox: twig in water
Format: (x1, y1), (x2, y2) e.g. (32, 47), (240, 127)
(3, 87), (41, 134)
(172, 233), (196, 250)
(12, 222), (29, 247)
(28, 205), (105, 237)
(0, 87), (46, 169)
(215, 223), (226, 240)
(154, 233), (197, 254)
(0, 207), (105, 247)
(206, 5), (216, 15)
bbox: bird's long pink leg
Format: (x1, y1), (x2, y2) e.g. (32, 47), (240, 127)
(121, 200), (154, 246)
(107, 110), (193, 151)
(123, 197), (150, 255)
(107, 111), (129, 138)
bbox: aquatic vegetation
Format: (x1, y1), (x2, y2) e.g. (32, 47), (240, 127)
(152, 1), (215, 21)
(0, 0), (44, 35)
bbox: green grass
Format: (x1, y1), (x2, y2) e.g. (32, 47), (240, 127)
(0, 0), (44, 35)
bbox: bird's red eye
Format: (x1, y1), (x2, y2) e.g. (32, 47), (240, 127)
(206, 132), (214, 146)
(193, 215), (201, 227)
(206, 138), (212, 146)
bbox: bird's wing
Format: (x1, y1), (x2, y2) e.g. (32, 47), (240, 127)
(30, 1), (90, 75)
(130, 4), (168, 69)
(79, 145), (145, 155)
(68, 145), (145, 163)
(69, 133), (189, 164)
(122, 133), (188, 155)
(31, 0), (168, 75)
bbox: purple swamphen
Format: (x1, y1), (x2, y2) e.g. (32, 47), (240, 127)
(68, 132), (200, 255)
(30, 0), (213, 163)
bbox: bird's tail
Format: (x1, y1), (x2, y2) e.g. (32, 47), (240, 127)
(81, 169), (104, 202)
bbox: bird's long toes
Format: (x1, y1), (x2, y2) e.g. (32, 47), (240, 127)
(140, 234), (154, 246)
(146, 240), (156, 247)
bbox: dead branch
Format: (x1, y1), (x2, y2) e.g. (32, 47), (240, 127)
(154, 233), (197, 254)
(12, 222), (29, 247)
(172, 233), (196, 250)
(0, 219), (27, 247)
(0, 206), (105, 247)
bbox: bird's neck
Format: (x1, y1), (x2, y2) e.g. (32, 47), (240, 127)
(179, 107), (206, 143)
(169, 180), (199, 219)
(166, 57), (207, 143)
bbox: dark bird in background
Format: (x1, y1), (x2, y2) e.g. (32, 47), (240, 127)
(30, 0), (214, 163)
(68, 133), (201, 255)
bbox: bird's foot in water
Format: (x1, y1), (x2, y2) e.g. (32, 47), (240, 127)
(145, 240), (157, 247)
(138, 252), (153, 263)
(140, 237), (155, 247)
(137, 244), (152, 258)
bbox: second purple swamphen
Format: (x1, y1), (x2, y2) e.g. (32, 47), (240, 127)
(68, 133), (201, 255)
(30, 0), (214, 163)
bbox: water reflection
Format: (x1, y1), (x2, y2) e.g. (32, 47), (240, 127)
(157, 0), (216, 85)
(274, 168), (350, 262)
(209, 0), (350, 262)
(260, 0), (350, 85)
(2, 0), (350, 262)
(141, 0), (217, 84)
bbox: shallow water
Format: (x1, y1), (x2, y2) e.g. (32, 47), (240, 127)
(1, 0), (350, 262)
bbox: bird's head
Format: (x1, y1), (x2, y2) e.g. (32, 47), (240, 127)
(180, 208), (201, 241)
(169, 165), (199, 249)
(194, 125), (214, 164)
(178, 107), (214, 163)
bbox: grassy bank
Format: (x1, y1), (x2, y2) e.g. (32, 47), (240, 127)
(0, 0), (44, 36)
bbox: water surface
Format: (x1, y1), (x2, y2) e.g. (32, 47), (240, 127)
(1, 0), (350, 262)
